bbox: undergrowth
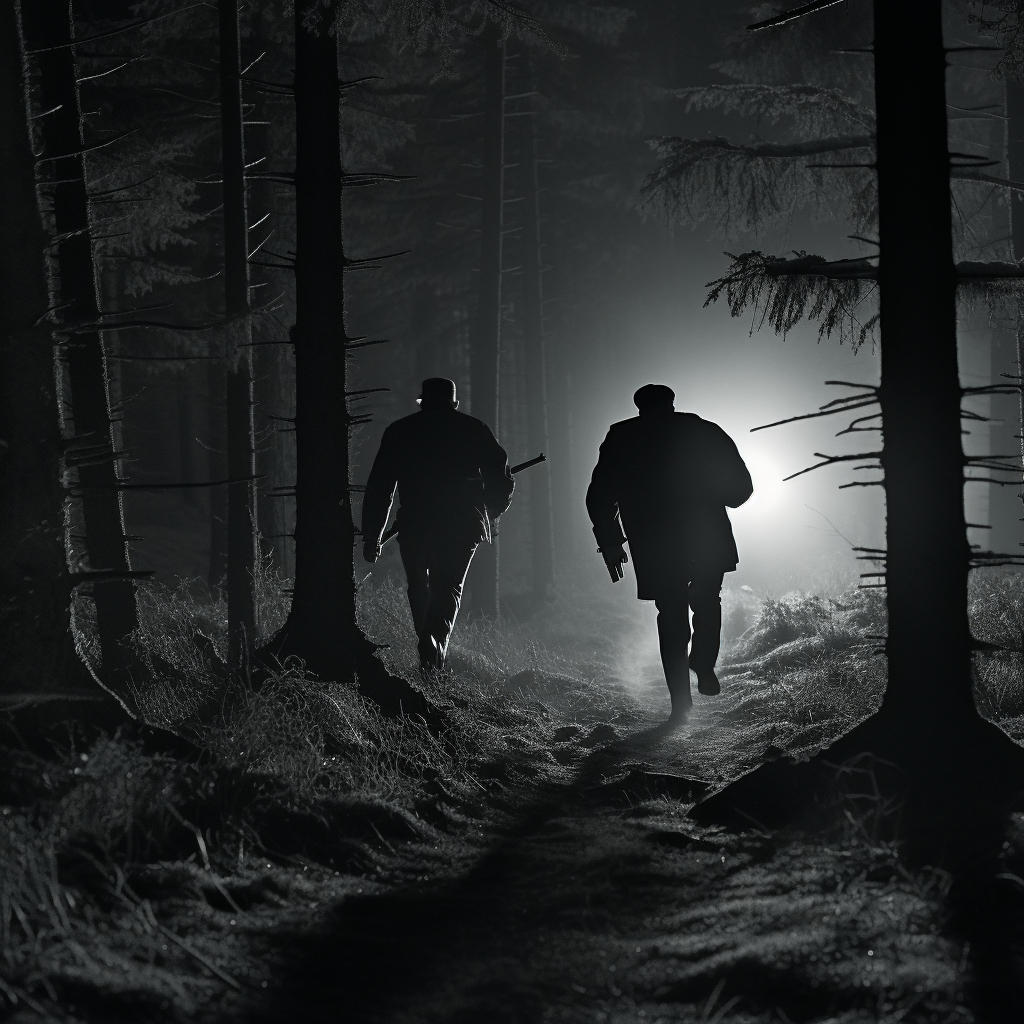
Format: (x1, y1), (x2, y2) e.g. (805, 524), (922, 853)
(6, 569), (1024, 1018)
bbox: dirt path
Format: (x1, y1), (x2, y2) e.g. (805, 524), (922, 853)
(227, 716), (979, 1024)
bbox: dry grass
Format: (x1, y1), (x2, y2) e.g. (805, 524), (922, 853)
(969, 572), (1024, 743)
(5, 570), (1024, 1020)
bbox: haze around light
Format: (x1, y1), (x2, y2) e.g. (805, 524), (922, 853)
(571, 223), (886, 599)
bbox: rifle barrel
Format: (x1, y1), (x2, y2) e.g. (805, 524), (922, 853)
(509, 453), (546, 474)
(377, 453), (546, 548)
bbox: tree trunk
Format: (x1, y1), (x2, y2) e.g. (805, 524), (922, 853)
(466, 29), (505, 618)
(1, 0), (73, 695)
(872, 2), (970, 734)
(206, 355), (228, 592)
(516, 87), (554, 601)
(269, 3), (427, 718)
(547, 351), (577, 577)
(218, 0), (257, 667)
(176, 373), (199, 507)
(22, 0), (141, 707)
(692, 1), (1024, 848)
(1004, 78), (1024, 522)
(245, 38), (284, 582)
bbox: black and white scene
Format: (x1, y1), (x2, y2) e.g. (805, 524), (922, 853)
(5, 0), (1024, 1019)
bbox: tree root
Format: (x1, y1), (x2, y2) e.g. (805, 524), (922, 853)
(690, 708), (1024, 868)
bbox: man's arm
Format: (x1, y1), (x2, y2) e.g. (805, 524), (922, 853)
(480, 424), (514, 517)
(709, 425), (754, 508)
(361, 428), (399, 563)
(586, 430), (629, 582)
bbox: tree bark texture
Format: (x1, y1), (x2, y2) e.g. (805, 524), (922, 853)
(1, 0), (74, 694)
(873, 0), (974, 737)
(466, 30), (505, 618)
(516, 93), (554, 599)
(218, 0), (257, 667)
(21, 0), (140, 701)
(244, 33), (285, 582)
(206, 356), (228, 591)
(675, 3), (1024, 848)
(268, 4), (430, 720)
(1004, 78), (1024, 500)
(280, 3), (354, 677)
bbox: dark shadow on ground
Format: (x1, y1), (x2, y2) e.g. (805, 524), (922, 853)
(243, 719), (1024, 1024)
(944, 804), (1024, 1022)
(246, 723), (696, 1024)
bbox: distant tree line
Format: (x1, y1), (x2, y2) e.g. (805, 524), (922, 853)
(1, 0), (686, 730)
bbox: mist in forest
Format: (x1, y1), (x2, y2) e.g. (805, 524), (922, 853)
(85, 2), (920, 610)
(10, 2), (1024, 1020)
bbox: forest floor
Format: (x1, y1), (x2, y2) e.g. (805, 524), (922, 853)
(3, 570), (1024, 1023)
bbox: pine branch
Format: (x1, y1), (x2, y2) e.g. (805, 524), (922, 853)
(74, 475), (264, 492)
(704, 250), (878, 348)
(35, 128), (140, 163)
(748, 0), (846, 31)
(751, 398), (878, 432)
(641, 132), (877, 238)
(26, 4), (207, 53)
(69, 569), (155, 582)
(783, 451), (883, 482)
(952, 169), (1024, 193)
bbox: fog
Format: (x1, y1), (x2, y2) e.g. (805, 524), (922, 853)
(535, 207), (886, 598)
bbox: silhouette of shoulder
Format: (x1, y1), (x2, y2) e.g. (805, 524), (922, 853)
(602, 411), (726, 446)
(373, 408), (506, 488)
(383, 407), (492, 440)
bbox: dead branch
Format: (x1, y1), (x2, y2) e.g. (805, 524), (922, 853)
(784, 451), (883, 482)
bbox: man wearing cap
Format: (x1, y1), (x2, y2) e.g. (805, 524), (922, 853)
(587, 384), (753, 726)
(361, 378), (514, 671)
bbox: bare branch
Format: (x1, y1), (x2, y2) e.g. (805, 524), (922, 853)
(748, 0), (846, 32)
(36, 128), (140, 164)
(750, 398), (877, 433)
(27, 4), (207, 53)
(783, 451), (883, 482)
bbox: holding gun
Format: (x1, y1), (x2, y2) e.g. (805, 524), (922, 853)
(599, 540), (628, 583)
(377, 453), (547, 550)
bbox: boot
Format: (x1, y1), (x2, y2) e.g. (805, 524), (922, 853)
(696, 668), (720, 696)
(418, 634), (443, 672)
(666, 680), (691, 728)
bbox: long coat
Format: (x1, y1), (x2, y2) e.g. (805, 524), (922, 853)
(586, 411), (753, 600)
(362, 407), (514, 547)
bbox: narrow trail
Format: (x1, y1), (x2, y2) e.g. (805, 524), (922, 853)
(242, 704), (972, 1024)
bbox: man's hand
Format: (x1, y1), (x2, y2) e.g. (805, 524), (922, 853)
(600, 543), (628, 583)
(363, 540), (381, 564)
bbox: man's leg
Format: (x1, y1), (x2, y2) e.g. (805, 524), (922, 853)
(688, 571), (725, 694)
(654, 592), (692, 723)
(398, 535), (431, 660)
(421, 538), (478, 668)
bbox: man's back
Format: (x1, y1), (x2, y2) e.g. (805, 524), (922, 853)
(587, 385), (752, 719)
(596, 411), (751, 520)
(363, 406), (513, 542)
(361, 378), (514, 672)
(587, 409), (752, 596)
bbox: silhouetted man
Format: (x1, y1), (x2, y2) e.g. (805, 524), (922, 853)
(362, 378), (514, 671)
(587, 384), (753, 726)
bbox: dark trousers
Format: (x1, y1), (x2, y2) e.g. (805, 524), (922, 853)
(654, 572), (724, 708)
(398, 532), (478, 664)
